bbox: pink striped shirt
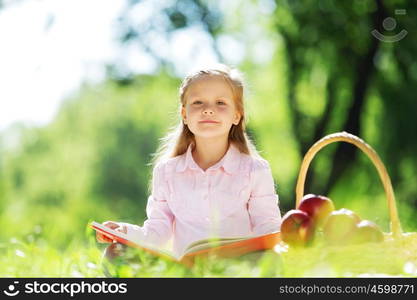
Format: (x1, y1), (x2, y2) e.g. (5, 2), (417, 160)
(124, 142), (281, 257)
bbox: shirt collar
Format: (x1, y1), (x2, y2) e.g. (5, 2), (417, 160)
(175, 142), (240, 174)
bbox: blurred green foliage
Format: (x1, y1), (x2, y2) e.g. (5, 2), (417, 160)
(0, 0), (416, 277)
(0, 73), (180, 248)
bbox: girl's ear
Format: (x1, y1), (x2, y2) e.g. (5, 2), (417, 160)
(181, 106), (187, 124)
(233, 112), (241, 125)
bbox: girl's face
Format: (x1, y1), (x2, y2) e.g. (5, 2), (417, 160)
(182, 75), (241, 140)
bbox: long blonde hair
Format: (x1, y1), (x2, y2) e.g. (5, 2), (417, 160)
(148, 64), (262, 191)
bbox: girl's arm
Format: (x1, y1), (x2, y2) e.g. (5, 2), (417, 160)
(122, 162), (174, 247)
(247, 159), (282, 234)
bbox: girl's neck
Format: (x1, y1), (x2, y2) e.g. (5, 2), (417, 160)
(192, 138), (230, 171)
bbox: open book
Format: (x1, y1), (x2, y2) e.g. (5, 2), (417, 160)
(91, 221), (281, 267)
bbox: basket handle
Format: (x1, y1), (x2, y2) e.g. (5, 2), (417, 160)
(295, 131), (402, 238)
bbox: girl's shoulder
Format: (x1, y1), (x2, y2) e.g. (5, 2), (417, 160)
(153, 155), (183, 176)
(238, 152), (272, 176)
(240, 153), (271, 172)
(251, 156), (272, 171)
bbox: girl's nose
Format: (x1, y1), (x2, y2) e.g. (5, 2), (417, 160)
(203, 106), (214, 114)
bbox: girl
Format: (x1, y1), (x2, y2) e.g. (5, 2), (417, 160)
(97, 64), (282, 259)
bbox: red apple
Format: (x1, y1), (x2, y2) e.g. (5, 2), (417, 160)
(323, 208), (361, 245)
(298, 194), (335, 227)
(350, 220), (384, 244)
(281, 209), (315, 247)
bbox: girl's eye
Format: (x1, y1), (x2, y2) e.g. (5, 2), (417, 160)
(192, 100), (226, 105)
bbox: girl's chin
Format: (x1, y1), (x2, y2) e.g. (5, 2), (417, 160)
(191, 131), (229, 139)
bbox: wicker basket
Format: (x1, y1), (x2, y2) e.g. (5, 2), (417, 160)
(295, 131), (405, 239)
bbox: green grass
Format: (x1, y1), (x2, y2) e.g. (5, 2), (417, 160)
(1, 230), (416, 277)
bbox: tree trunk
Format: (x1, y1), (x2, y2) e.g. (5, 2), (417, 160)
(323, 0), (386, 194)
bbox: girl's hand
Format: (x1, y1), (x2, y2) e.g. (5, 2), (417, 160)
(96, 221), (127, 243)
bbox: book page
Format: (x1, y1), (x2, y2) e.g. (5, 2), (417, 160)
(185, 236), (249, 250)
(182, 231), (281, 256)
(183, 238), (248, 255)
